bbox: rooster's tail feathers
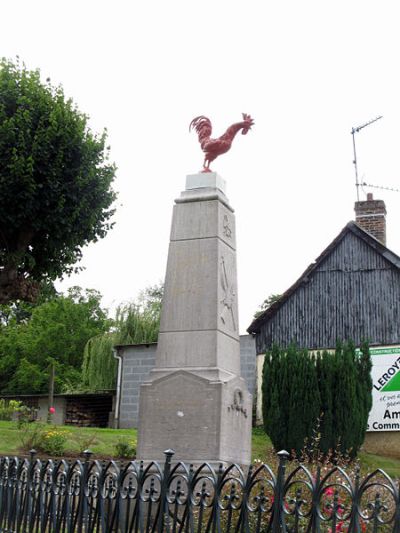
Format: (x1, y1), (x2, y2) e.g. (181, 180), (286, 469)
(189, 116), (212, 138)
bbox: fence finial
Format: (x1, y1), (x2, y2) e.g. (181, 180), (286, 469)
(83, 449), (93, 461)
(277, 450), (290, 460)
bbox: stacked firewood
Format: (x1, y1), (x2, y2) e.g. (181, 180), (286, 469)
(65, 402), (97, 427)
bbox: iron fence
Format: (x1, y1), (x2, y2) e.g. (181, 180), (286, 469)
(0, 448), (399, 532)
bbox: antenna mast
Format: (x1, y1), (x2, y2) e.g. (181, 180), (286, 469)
(351, 115), (383, 201)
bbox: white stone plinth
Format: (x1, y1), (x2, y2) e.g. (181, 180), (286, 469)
(186, 172), (227, 194)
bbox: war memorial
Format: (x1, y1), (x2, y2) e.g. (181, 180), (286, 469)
(137, 114), (255, 464)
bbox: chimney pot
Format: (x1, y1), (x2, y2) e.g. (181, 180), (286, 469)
(367, 192), (373, 201)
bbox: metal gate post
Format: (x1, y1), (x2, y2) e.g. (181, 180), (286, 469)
(158, 449), (174, 533)
(272, 450), (289, 533)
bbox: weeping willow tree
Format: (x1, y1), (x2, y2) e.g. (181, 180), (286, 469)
(82, 333), (118, 390)
(82, 284), (162, 390)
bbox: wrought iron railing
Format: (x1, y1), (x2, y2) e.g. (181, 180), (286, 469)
(0, 448), (399, 532)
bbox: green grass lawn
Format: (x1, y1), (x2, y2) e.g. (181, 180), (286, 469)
(1, 421), (399, 478)
(0, 421), (137, 459)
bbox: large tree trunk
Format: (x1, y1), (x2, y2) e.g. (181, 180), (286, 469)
(0, 269), (40, 303)
(0, 228), (39, 304)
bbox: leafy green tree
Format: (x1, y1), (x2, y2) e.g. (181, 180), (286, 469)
(0, 281), (59, 326)
(82, 283), (163, 390)
(136, 283), (164, 322)
(0, 286), (109, 393)
(254, 293), (282, 318)
(82, 334), (118, 391)
(10, 358), (48, 392)
(0, 58), (116, 304)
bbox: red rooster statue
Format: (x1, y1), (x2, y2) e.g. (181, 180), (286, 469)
(189, 113), (254, 172)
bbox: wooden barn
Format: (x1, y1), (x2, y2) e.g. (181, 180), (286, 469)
(248, 194), (400, 458)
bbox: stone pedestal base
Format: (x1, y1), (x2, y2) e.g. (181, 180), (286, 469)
(137, 369), (252, 465)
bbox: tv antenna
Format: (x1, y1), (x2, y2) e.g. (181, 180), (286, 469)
(351, 115), (383, 201)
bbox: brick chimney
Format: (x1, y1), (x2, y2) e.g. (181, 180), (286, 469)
(354, 193), (387, 245)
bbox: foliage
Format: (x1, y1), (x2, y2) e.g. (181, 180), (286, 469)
(114, 437), (136, 458)
(0, 282), (161, 395)
(0, 57), (116, 304)
(0, 281), (59, 326)
(82, 333), (118, 390)
(0, 287), (109, 393)
(0, 399), (22, 421)
(40, 427), (69, 456)
(18, 422), (69, 456)
(254, 293), (282, 318)
(262, 344), (320, 455)
(262, 342), (372, 458)
(115, 300), (161, 345)
(73, 429), (98, 455)
(81, 283), (163, 391)
(16, 404), (37, 427)
(18, 421), (46, 451)
(0, 421), (398, 476)
(355, 341), (373, 450)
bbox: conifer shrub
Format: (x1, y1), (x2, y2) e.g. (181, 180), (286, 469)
(262, 341), (372, 458)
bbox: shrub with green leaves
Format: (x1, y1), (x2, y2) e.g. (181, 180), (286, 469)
(18, 422), (46, 451)
(73, 429), (98, 455)
(114, 438), (136, 459)
(262, 342), (372, 458)
(40, 427), (69, 456)
(0, 399), (22, 420)
(16, 404), (37, 427)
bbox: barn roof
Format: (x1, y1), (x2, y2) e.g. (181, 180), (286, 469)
(247, 221), (400, 335)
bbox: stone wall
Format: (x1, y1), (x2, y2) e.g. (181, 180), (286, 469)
(363, 431), (400, 459)
(117, 335), (256, 429)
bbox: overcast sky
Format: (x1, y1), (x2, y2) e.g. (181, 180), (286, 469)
(2, 1), (400, 333)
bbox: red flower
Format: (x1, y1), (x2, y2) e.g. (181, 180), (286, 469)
(49, 407), (56, 414)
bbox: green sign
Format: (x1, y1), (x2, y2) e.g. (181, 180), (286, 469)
(362, 346), (400, 432)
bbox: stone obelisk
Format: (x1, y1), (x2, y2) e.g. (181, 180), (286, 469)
(137, 172), (252, 465)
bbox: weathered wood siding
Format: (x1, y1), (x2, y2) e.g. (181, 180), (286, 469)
(256, 232), (400, 353)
